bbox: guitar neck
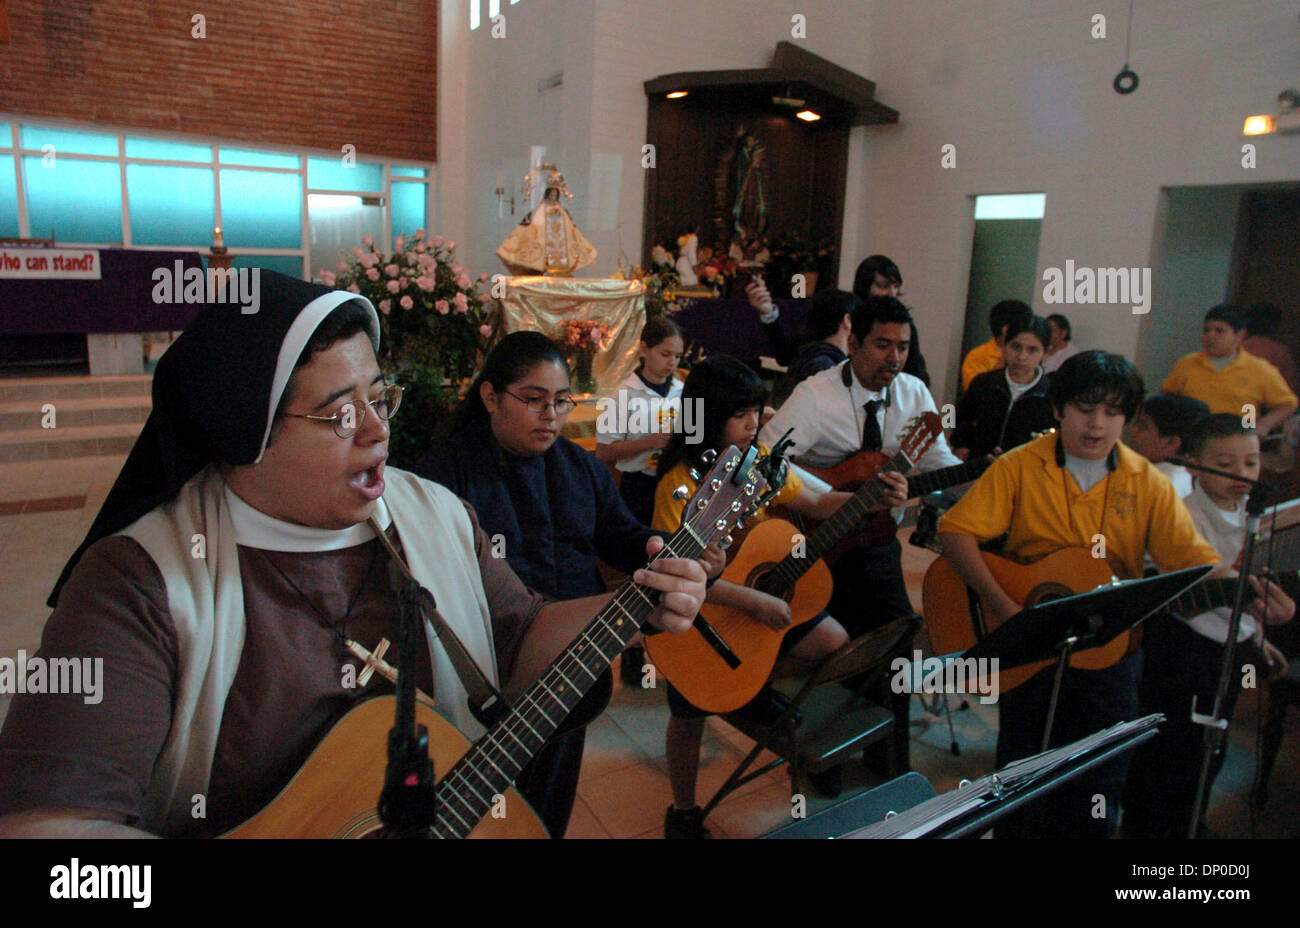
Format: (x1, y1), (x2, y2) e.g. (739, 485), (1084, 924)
(1167, 577), (1234, 616)
(766, 454), (984, 591)
(431, 524), (704, 839)
(906, 458), (988, 497)
(768, 450), (910, 589)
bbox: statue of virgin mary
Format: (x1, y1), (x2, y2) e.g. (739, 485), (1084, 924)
(496, 165), (598, 276)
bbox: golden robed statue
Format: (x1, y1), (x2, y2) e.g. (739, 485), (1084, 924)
(497, 164), (598, 277)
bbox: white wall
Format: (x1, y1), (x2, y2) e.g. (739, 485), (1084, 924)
(858, 0), (1300, 403)
(1139, 185), (1242, 387)
(440, 0), (879, 279)
(440, 0), (1300, 404)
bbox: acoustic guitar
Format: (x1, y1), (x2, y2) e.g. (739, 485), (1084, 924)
(923, 548), (1130, 693)
(226, 445), (766, 838)
(804, 453), (995, 554)
(646, 414), (946, 713)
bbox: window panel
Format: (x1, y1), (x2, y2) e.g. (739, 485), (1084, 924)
(127, 164), (215, 245)
(391, 182), (426, 238)
(126, 137), (213, 162)
(20, 125), (118, 157)
(307, 156), (382, 192)
(390, 166), (427, 178)
(219, 169), (301, 248)
(0, 156), (18, 236)
(219, 147), (299, 169)
(23, 157), (122, 242)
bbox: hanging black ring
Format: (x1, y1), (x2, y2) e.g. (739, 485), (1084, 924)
(1113, 67), (1139, 95)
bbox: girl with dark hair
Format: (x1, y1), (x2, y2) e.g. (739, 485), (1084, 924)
(416, 330), (695, 838)
(952, 315), (1056, 459)
(652, 354), (908, 838)
(596, 315), (685, 523)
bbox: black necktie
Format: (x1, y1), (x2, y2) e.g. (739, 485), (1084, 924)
(861, 399), (883, 452)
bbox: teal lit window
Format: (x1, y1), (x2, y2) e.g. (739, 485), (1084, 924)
(230, 254), (306, 278)
(24, 157), (123, 242)
(20, 126), (118, 157)
(308, 156), (382, 192)
(391, 183), (427, 238)
(126, 137), (213, 162)
(219, 169), (301, 248)
(0, 124), (11, 149)
(219, 147), (299, 169)
(391, 166), (427, 178)
(0, 156), (18, 237)
(127, 164), (215, 245)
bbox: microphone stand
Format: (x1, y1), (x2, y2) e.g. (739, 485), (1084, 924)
(376, 576), (438, 838)
(1186, 477), (1270, 838)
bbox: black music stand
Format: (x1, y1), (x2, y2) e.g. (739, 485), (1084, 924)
(966, 564), (1213, 750)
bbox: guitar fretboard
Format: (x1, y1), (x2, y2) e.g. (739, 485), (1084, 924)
(765, 455), (989, 593)
(430, 505), (737, 837)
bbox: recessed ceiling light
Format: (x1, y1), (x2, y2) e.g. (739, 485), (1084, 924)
(666, 91), (688, 99)
(796, 110), (821, 122)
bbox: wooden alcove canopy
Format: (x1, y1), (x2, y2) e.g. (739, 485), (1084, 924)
(642, 43), (898, 282)
(644, 41), (899, 128)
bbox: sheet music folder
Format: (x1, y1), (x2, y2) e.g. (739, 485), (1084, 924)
(964, 563), (1214, 670)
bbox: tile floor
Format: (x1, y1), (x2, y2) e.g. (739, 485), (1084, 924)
(0, 454), (1296, 838)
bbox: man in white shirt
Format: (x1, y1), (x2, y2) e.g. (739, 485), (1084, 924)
(761, 296), (961, 771)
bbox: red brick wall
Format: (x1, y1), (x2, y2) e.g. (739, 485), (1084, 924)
(0, 1), (437, 163)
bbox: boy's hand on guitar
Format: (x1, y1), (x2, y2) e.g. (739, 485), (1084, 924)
(636, 536), (708, 634)
(988, 591), (1023, 627)
(1248, 574), (1296, 625)
(876, 471), (909, 509)
(1262, 638), (1289, 678)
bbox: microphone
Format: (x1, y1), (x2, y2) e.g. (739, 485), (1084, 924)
(1166, 457), (1271, 489)
(1167, 458), (1272, 516)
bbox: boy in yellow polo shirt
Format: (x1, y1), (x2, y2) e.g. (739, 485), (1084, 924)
(938, 350), (1219, 838)
(1162, 304), (1297, 434)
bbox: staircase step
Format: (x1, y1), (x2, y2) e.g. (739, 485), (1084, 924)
(0, 422), (142, 462)
(0, 395), (152, 430)
(0, 374), (151, 403)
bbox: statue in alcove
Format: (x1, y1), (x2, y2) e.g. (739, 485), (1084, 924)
(717, 128), (768, 244)
(497, 164), (598, 276)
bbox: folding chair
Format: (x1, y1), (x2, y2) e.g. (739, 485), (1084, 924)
(702, 615), (920, 816)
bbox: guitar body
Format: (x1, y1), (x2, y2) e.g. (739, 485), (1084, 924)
(803, 451), (898, 555)
(922, 548), (1129, 694)
(645, 517), (833, 713)
(223, 696), (547, 839)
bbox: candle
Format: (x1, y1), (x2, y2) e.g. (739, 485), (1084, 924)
(213, 226), (225, 250)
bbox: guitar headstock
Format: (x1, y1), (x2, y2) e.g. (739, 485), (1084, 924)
(894, 412), (943, 468)
(672, 445), (767, 553)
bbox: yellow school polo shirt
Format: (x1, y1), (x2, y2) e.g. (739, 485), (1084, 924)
(652, 444), (803, 533)
(938, 433), (1218, 580)
(1160, 349), (1298, 417)
(961, 338), (1003, 391)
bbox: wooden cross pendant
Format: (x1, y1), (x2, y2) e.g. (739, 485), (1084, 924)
(346, 637), (398, 687)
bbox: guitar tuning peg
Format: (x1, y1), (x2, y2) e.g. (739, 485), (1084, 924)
(672, 484), (690, 500)
(688, 469), (702, 481)
(701, 449), (718, 464)
(718, 534), (733, 550)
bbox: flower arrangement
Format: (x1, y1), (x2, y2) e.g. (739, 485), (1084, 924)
(559, 318), (609, 394)
(319, 230), (497, 467)
(698, 253), (739, 297)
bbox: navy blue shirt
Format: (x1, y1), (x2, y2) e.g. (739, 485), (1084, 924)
(414, 420), (660, 601)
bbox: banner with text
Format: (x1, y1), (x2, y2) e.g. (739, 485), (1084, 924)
(0, 248), (103, 279)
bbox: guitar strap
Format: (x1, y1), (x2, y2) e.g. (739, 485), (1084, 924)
(369, 515), (508, 728)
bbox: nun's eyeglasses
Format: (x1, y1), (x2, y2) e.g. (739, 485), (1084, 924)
(283, 383), (403, 438)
